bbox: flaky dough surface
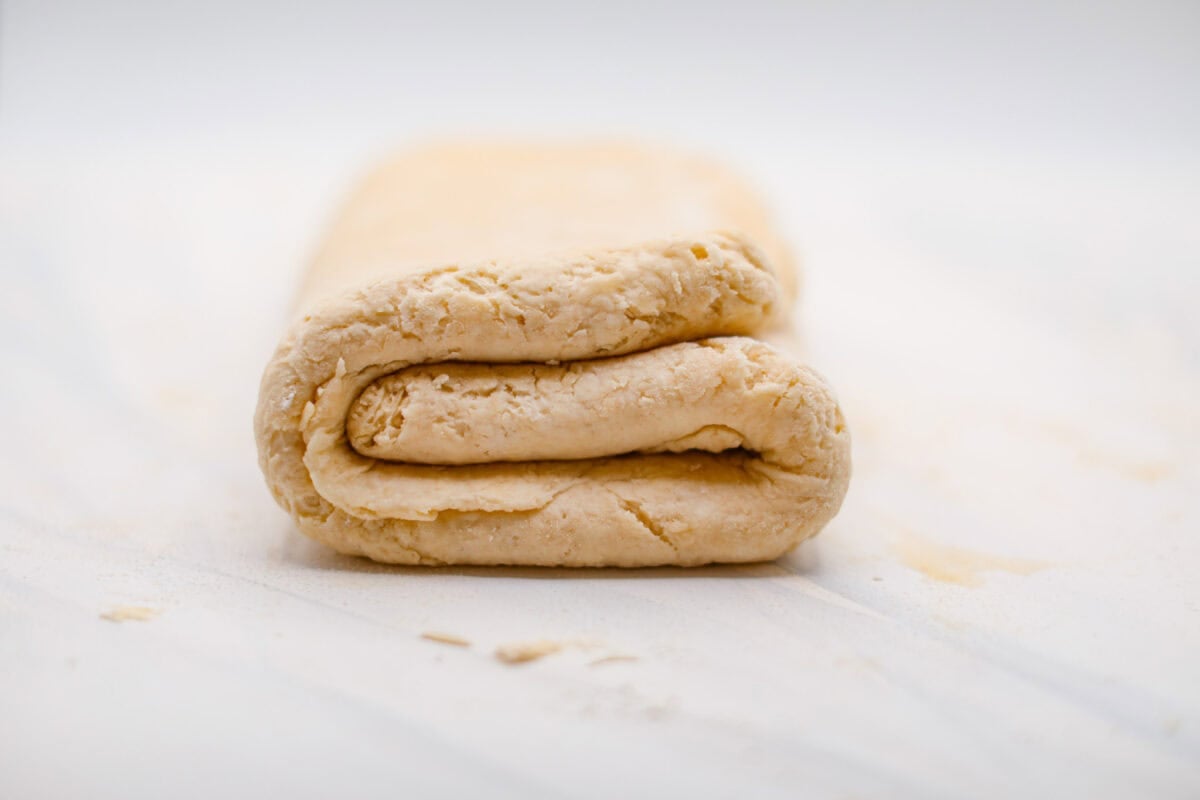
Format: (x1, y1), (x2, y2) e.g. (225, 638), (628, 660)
(254, 143), (850, 566)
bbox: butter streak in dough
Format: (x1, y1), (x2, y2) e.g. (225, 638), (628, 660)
(254, 143), (850, 566)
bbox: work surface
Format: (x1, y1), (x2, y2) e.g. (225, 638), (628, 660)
(1, 145), (1197, 798)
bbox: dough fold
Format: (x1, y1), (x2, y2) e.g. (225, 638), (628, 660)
(254, 143), (850, 566)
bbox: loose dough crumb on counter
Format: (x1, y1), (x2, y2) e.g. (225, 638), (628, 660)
(589, 655), (639, 667)
(421, 631), (471, 647)
(495, 640), (564, 664)
(100, 605), (158, 623)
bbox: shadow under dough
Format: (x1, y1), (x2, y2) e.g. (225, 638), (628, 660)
(275, 524), (810, 581)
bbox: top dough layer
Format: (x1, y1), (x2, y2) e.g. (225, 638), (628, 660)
(295, 140), (798, 313)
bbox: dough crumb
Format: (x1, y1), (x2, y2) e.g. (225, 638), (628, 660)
(892, 530), (1051, 587)
(421, 631), (471, 647)
(100, 605), (158, 623)
(589, 654), (639, 667)
(495, 640), (564, 664)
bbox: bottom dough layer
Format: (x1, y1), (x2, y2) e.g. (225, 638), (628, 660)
(300, 338), (849, 566)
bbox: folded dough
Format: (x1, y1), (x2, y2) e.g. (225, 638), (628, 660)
(255, 142), (850, 566)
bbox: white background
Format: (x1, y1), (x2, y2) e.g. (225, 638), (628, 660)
(2, 1), (1198, 797)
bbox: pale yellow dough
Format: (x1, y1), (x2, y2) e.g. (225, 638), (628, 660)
(254, 142), (850, 566)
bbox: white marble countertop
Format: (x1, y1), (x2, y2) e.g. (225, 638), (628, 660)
(2, 3), (1198, 797)
(2, 146), (1196, 798)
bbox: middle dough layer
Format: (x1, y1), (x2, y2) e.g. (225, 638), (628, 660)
(349, 340), (817, 467)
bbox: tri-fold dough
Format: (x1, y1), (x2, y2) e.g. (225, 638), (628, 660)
(254, 144), (851, 566)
